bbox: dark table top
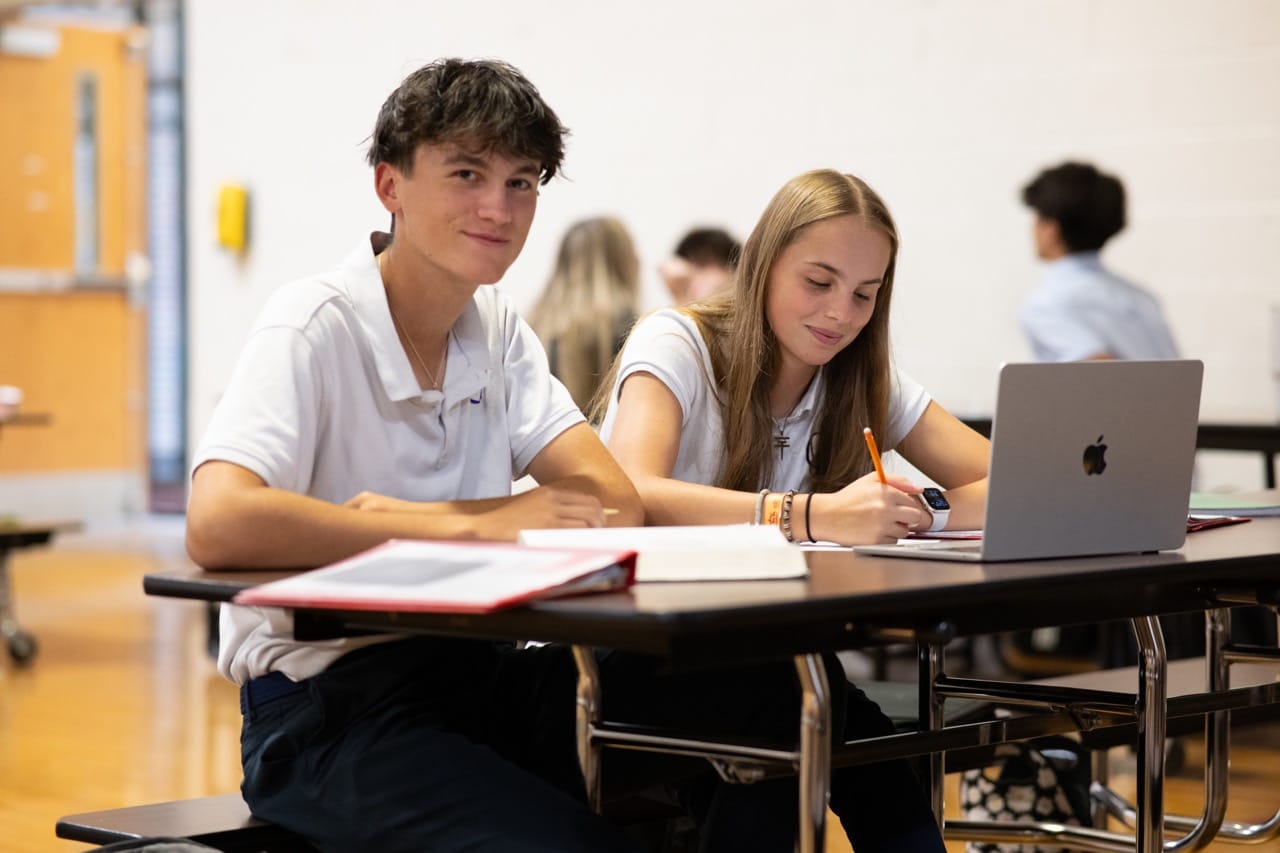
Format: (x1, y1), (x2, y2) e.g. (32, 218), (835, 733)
(147, 518), (1280, 670)
(0, 520), (79, 550)
(0, 411), (53, 428)
(961, 417), (1280, 451)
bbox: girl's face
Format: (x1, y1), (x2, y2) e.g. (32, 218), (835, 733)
(764, 214), (891, 377)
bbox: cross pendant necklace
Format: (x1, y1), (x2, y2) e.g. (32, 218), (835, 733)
(773, 415), (792, 460)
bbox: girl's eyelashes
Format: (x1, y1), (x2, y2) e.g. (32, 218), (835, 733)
(805, 277), (831, 289)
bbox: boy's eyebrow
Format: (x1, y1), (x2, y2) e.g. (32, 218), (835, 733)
(442, 151), (541, 176)
(441, 151), (489, 167)
(806, 260), (883, 286)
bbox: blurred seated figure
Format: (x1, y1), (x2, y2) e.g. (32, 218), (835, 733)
(526, 216), (640, 411)
(1020, 161), (1179, 361)
(658, 226), (740, 305)
(1016, 164), (1193, 673)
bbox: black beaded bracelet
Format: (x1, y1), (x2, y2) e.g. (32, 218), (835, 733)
(780, 489), (797, 543)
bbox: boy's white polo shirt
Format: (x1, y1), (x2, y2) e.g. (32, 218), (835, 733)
(194, 235), (583, 684)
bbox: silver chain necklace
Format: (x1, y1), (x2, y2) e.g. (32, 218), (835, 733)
(390, 310), (448, 391)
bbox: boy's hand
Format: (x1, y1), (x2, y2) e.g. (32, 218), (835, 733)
(474, 486), (605, 541)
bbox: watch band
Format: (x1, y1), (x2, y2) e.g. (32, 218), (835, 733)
(920, 488), (951, 532)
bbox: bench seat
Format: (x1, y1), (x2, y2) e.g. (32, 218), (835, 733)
(55, 793), (315, 852)
(57, 662), (1279, 850)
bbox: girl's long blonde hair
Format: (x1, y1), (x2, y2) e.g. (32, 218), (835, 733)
(592, 170), (899, 493)
(527, 217), (640, 409)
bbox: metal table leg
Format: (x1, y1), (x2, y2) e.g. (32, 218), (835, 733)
(795, 653), (831, 853)
(572, 645), (603, 812)
(919, 640), (946, 830)
(570, 647), (833, 853)
(1132, 615), (1167, 853)
(1101, 607), (1280, 847)
(0, 546), (37, 665)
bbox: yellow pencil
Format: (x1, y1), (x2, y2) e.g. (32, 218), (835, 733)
(863, 427), (887, 484)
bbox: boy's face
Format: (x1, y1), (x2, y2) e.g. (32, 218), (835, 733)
(378, 142), (541, 287)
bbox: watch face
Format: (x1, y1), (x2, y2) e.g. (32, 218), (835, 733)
(922, 487), (950, 510)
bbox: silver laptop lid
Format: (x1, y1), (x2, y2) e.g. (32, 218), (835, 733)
(981, 360), (1203, 561)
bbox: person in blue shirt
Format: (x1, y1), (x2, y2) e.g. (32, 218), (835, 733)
(1019, 161), (1179, 361)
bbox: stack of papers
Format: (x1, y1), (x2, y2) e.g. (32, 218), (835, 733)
(1189, 491), (1280, 518)
(518, 524), (808, 582)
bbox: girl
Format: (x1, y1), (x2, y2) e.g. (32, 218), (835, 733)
(527, 216), (640, 411)
(592, 169), (992, 851)
(596, 169), (989, 543)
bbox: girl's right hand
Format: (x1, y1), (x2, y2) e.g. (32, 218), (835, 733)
(809, 472), (926, 545)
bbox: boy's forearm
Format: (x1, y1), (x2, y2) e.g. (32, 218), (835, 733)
(540, 471), (643, 526)
(186, 488), (485, 570)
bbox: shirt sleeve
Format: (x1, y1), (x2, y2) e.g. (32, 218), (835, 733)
(192, 324), (322, 493)
(885, 367), (931, 449)
(612, 310), (712, 425)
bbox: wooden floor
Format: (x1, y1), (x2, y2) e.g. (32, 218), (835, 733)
(1, 516), (1279, 852)
(0, 517), (242, 851)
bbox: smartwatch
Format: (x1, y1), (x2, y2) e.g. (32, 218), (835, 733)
(918, 487), (951, 532)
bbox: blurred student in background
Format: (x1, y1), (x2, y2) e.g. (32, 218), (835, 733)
(658, 226), (740, 304)
(1021, 163), (1218, 670)
(1020, 161), (1179, 361)
(526, 217), (640, 410)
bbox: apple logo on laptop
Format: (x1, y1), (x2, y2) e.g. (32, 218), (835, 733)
(1082, 435), (1108, 475)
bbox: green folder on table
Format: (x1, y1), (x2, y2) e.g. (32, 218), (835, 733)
(1189, 491), (1280, 517)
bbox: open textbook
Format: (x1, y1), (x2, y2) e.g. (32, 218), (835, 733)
(517, 524), (808, 582)
(233, 540), (636, 614)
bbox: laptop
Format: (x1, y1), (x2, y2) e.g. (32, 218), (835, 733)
(853, 360), (1203, 562)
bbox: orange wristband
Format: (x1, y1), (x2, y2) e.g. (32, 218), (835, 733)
(762, 493), (784, 527)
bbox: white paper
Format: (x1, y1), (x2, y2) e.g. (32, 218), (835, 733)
(518, 524), (808, 582)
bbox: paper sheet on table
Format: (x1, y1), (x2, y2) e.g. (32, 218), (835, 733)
(518, 524), (807, 582)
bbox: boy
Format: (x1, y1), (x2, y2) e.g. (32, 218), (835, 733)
(186, 58), (646, 851)
(1019, 160), (1179, 362)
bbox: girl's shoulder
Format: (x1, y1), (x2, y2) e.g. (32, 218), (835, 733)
(622, 307), (718, 378)
(630, 306), (706, 344)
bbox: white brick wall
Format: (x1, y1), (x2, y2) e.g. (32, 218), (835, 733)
(186, 0), (1280, 489)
